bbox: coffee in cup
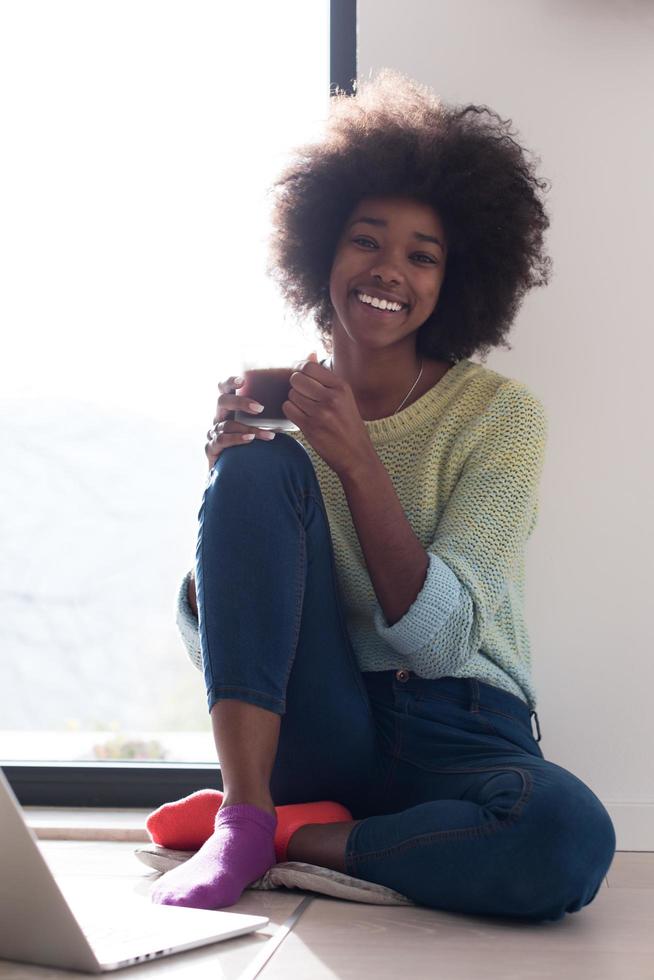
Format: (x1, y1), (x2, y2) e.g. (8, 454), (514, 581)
(234, 367), (298, 433)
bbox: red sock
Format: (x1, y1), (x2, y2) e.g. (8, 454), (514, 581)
(146, 789), (353, 863)
(146, 790), (224, 851)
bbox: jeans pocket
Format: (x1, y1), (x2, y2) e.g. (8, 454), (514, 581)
(407, 688), (542, 759)
(409, 692), (502, 738)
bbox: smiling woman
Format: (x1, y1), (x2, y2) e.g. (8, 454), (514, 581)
(266, 68), (552, 367)
(324, 194), (452, 418)
(160, 68), (615, 924)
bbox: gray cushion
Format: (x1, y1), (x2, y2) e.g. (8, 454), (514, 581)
(135, 844), (415, 906)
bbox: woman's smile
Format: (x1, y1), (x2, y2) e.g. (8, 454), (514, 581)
(328, 195), (447, 354)
(351, 289), (409, 320)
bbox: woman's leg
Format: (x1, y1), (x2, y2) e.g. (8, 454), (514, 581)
(159, 432), (615, 921)
(196, 433), (385, 818)
(152, 434), (384, 909)
(344, 674), (617, 922)
(207, 700), (279, 814)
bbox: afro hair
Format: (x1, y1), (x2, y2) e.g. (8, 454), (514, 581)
(265, 68), (552, 363)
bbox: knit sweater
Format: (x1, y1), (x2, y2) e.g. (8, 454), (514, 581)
(174, 357), (548, 711)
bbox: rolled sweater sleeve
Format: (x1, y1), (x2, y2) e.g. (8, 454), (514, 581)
(372, 382), (548, 672)
(175, 569), (203, 672)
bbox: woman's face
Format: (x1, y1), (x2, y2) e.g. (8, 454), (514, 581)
(328, 195), (447, 352)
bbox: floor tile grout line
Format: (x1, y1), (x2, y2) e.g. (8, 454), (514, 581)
(236, 896), (313, 980)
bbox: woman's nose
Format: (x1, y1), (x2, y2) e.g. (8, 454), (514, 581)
(368, 263), (402, 285)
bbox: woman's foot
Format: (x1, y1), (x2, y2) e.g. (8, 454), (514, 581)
(146, 789), (224, 851)
(146, 789), (354, 866)
(285, 819), (360, 873)
(150, 803), (277, 910)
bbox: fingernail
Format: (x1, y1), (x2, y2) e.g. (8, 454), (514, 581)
(234, 376), (245, 386)
(249, 402), (264, 413)
(261, 431), (276, 439)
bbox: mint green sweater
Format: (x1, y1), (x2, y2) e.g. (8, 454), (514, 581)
(175, 358), (548, 711)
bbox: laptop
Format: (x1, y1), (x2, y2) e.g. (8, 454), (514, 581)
(0, 767), (270, 973)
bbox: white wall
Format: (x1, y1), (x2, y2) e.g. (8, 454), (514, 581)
(359, 0), (654, 849)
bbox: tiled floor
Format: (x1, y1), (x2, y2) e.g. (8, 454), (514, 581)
(1, 838), (653, 979)
(0, 840), (300, 979)
(0, 808), (654, 980)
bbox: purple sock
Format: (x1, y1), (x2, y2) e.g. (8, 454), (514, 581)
(150, 803), (277, 910)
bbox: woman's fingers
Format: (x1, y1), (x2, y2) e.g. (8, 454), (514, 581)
(207, 419), (275, 443)
(214, 376), (242, 425)
(205, 425), (256, 454)
(213, 377), (264, 426)
(204, 423), (275, 468)
(204, 425), (251, 469)
(206, 376), (275, 469)
(217, 375), (244, 395)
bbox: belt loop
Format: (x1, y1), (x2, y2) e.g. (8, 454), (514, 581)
(530, 710), (542, 743)
(469, 677), (480, 714)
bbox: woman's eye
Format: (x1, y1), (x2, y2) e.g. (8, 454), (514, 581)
(352, 237), (437, 264)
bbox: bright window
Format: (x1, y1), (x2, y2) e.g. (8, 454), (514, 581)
(1, 0), (331, 764)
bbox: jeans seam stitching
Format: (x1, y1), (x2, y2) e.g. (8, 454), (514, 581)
(414, 694), (524, 724)
(209, 684), (285, 710)
(379, 700), (404, 798)
(303, 488), (377, 722)
(197, 488), (214, 695)
(348, 766), (534, 869)
(279, 508), (306, 698)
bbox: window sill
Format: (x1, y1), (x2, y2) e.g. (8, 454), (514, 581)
(25, 806), (151, 842)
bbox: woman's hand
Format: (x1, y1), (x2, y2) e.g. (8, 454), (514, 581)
(283, 353), (376, 479)
(204, 375), (276, 471)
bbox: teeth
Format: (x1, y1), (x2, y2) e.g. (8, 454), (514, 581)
(356, 291), (404, 312)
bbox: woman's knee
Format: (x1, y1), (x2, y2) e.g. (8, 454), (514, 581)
(210, 432), (313, 487)
(513, 772), (617, 921)
(554, 782), (616, 914)
(198, 433), (321, 550)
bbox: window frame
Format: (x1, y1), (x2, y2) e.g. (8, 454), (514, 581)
(2, 0), (356, 809)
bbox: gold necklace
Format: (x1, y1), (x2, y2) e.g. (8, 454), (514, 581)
(326, 356), (424, 415)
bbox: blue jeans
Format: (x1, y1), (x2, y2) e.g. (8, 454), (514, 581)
(195, 434), (616, 922)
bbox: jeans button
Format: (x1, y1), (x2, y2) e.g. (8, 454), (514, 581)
(395, 669), (410, 683)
